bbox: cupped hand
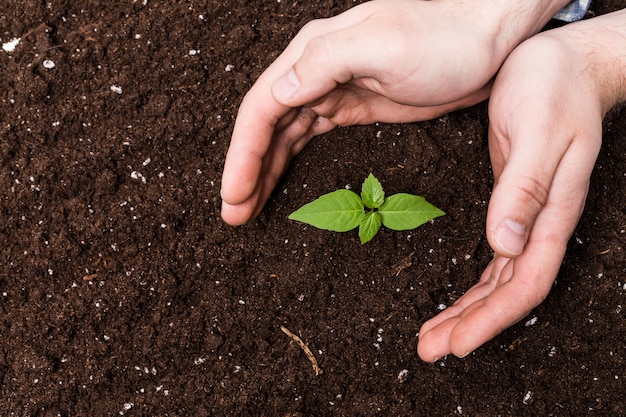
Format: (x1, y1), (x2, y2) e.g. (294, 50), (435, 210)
(220, 0), (565, 225)
(417, 13), (626, 361)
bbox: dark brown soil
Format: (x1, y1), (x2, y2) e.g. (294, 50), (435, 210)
(1, 1), (625, 416)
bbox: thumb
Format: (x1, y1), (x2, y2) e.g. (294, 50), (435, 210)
(271, 29), (363, 106)
(267, 1), (386, 106)
(486, 124), (570, 258)
(270, 7), (397, 108)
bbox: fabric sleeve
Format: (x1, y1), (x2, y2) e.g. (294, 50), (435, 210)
(553, 0), (591, 22)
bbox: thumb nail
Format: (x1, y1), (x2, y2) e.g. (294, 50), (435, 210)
(272, 68), (300, 101)
(494, 219), (527, 256)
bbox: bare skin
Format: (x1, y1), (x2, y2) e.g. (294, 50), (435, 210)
(220, 0), (568, 226)
(418, 10), (626, 361)
(218, 1), (626, 361)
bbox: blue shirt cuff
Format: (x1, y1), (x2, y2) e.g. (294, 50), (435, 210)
(553, 0), (591, 22)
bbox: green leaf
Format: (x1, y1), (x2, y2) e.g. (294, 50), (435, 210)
(288, 189), (364, 232)
(358, 211), (382, 244)
(378, 193), (445, 230)
(361, 173), (385, 209)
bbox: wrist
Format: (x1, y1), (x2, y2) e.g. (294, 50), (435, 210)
(478, 0), (571, 58)
(553, 10), (626, 114)
(432, 0), (570, 72)
(588, 16), (626, 113)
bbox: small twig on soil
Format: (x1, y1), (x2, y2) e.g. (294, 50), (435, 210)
(280, 325), (323, 376)
(82, 273), (98, 281)
(392, 251), (415, 277)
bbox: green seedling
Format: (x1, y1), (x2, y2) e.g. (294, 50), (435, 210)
(288, 174), (445, 244)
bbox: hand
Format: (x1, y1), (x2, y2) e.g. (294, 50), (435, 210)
(417, 11), (626, 361)
(220, 0), (568, 226)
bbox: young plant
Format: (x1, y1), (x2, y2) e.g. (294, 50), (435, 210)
(288, 174), (445, 244)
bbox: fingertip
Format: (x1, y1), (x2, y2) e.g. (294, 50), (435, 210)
(220, 149), (263, 206)
(485, 172), (542, 259)
(416, 321), (455, 363)
(416, 338), (439, 363)
(220, 199), (255, 227)
(271, 30), (352, 109)
(272, 68), (301, 104)
(489, 218), (528, 257)
(219, 182), (243, 206)
(418, 327), (475, 362)
(220, 208), (244, 227)
(416, 326), (434, 362)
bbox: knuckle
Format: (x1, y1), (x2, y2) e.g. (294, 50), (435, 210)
(303, 34), (333, 68)
(509, 174), (550, 212)
(298, 18), (325, 37)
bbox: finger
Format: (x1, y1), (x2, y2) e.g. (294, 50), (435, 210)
(417, 257), (508, 361)
(486, 105), (603, 258)
(221, 109), (335, 225)
(418, 242), (558, 361)
(221, 105), (298, 207)
(447, 208), (572, 358)
(484, 34), (605, 258)
(220, 107), (313, 225)
(271, 14), (381, 107)
(419, 144), (597, 361)
(220, 9), (368, 210)
(457, 271), (550, 353)
(418, 258), (498, 336)
(270, 1), (432, 109)
(486, 100), (577, 257)
(247, 113), (337, 220)
(307, 83), (491, 126)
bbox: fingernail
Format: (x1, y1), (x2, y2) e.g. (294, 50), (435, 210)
(458, 351), (472, 359)
(494, 219), (527, 256)
(273, 68), (300, 101)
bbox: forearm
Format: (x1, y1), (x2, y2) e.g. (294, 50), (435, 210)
(473, 0), (571, 58)
(550, 9), (626, 114)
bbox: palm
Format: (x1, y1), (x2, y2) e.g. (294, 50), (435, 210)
(417, 31), (604, 361)
(221, 0), (502, 225)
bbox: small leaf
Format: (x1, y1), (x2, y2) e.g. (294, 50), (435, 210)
(361, 173), (385, 209)
(288, 189), (364, 232)
(378, 193), (445, 230)
(358, 211), (382, 244)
